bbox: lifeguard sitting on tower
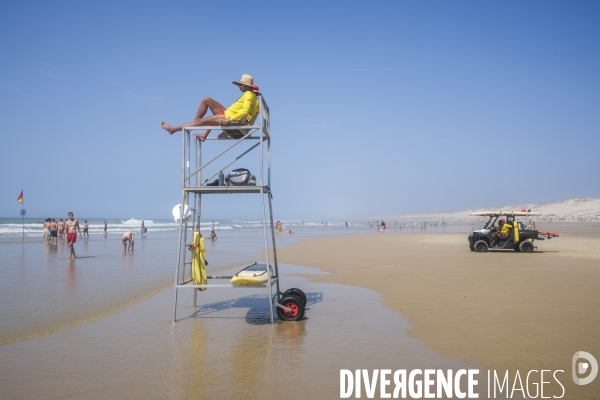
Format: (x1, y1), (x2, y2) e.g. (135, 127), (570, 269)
(160, 74), (260, 141)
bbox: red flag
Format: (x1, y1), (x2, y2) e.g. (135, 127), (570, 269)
(17, 190), (23, 203)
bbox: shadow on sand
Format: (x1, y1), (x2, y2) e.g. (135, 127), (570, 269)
(186, 292), (323, 325)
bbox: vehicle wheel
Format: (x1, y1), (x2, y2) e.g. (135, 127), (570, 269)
(519, 241), (534, 253)
(474, 240), (488, 252)
(514, 243), (521, 252)
(468, 235), (475, 251)
(283, 288), (307, 307)
(277, 295), (305, 321)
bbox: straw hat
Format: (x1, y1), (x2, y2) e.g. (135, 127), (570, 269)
(233, 74), (254, 87)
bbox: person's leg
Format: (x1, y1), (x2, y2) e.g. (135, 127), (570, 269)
(194, 97), (226, 120)
(68, 240), (77, 258)
(194, 130), (213, 142)
(161, 114), (228, 135)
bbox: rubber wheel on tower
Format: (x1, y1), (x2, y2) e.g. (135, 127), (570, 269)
(283, 288), (307, 307)
(277, 295), (305, 321)
(474, 240), (489, 252)
(519, 241), (534, 253)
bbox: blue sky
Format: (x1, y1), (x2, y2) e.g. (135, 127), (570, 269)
(1, 1), (599, 220)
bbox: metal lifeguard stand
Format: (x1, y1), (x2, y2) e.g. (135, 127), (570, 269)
(172, 96), (284, 323)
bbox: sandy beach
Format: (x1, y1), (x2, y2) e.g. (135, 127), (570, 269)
(278, 223), (600, 399)
(1, 222), (599, 399)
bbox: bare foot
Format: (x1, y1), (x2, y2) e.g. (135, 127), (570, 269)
(194, 133), (209, 142)
(160, 121), (178, 135)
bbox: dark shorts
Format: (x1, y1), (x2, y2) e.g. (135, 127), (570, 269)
(50, 230), (57, 238)
(83, 228), (88, 233)
(67, 233), (77, 243)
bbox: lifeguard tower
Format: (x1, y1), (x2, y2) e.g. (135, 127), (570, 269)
(171, 95), (306, 323)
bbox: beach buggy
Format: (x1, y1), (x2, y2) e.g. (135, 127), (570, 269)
(468, 211), (559, 253)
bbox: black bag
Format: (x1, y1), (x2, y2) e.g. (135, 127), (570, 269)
(228, 168), (251, 186)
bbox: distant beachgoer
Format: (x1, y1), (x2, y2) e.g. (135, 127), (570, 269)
(211, 221), (215, 230)
(122, 231), (134, 251)
(381, 221), (386, 231)
(57, 219), (65, 240)
(45, 220), (51, 242)
(65, 212), (82, 258)
(160, 75), (260, 142)
(210, 230), (217, 241)
(141, 220), (145, 236)
(49, 219), (58, 244)
(104, 221), (107, 235)
(83, 220), (89, 239)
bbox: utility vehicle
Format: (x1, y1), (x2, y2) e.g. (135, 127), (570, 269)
(468, 211), (559, 253)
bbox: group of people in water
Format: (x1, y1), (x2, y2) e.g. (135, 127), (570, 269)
(42, 214), (138, 258)
(41, 212), (84, 258)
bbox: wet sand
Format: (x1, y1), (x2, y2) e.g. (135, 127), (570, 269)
(0, 265), (483, 399)
(277, 223), (600, 399)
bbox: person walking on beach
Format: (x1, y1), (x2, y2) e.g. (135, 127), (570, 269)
(83, 220), (89, 239)
(103, 221), (107, 235)
(43, 219), (50, 242)
(57, 219), (65, 240)
(141, 220), (145, 236)
(160, 74), (260, 141)
(49, 218), (58, 244)
(65, 212), (82, 258)
(122, 231), (134, 251)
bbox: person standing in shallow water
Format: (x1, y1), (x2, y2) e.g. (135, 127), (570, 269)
(103, 221), (107, 235)
(65, 212), (82, 258)
(57, 219), (65, 240)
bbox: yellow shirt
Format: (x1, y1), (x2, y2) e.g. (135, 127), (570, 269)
(500, 223), (512, 235)
(224, 91), (259, 123)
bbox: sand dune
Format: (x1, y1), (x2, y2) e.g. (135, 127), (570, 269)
(384, 197), (600, 222)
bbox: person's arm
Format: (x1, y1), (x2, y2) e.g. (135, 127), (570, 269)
(76, 220), (82, 238)
(130, 234), (134, 250)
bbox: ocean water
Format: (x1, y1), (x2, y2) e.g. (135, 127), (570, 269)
(0, 217), (475, 239)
